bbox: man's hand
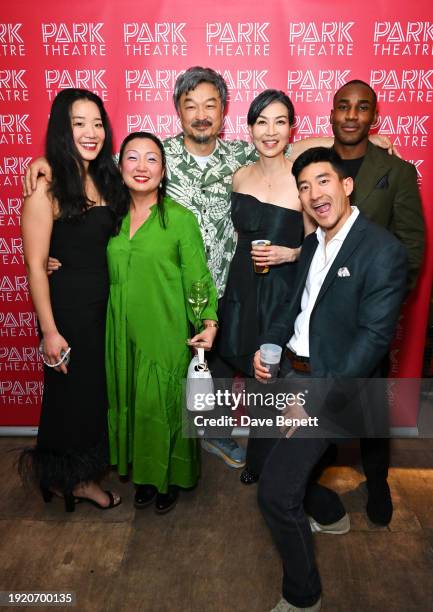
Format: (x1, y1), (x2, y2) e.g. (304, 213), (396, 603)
(23, 157), (52, 196)
(253, 349), (271, 382)
(368, 134), (401, 157)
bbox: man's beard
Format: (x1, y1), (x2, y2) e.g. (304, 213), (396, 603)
(190, 133), (212, 144)
(189, 120), (216, 144)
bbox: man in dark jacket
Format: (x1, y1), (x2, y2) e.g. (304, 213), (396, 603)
(254, 146), (408, 612)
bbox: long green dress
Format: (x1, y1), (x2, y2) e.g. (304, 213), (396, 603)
(105, 197), (218, 492)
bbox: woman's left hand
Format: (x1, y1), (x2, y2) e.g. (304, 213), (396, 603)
(188, 325), (218, 351)
(251, 244), (300, 266)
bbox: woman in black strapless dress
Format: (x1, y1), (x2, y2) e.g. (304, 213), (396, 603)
(20, 89), (125, 510)
(219, 195), (303, 376)
(218, 90), (315, 483)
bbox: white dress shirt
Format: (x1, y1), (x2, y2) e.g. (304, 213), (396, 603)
(288, 206), (360, 357)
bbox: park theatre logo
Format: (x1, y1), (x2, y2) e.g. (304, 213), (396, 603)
(125, 69), (183, 103)
(206, 22), (270, 56)
(0, 114), (31, 145)
(370, 69), (433, 103)
(287, 70), (351, 103)
(123, 22), (188, 56)
(373, 21), (433, 56)
(44, 69), (108, 101)
(289, 21), (354, 56)
(0, 70), (28, 102)
(0, 24), (25, 56)
(41, 22), (106, 56)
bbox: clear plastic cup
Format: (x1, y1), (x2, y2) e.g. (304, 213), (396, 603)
(260, 343), (282, 383)
(251, 239), (271, 274)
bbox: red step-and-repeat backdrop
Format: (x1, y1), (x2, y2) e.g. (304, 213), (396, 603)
(1, 0), (432, 428)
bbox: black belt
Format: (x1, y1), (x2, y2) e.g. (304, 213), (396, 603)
(285, 348), (311, 373)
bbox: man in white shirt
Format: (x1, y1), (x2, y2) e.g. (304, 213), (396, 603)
(253, 147), (407, 612)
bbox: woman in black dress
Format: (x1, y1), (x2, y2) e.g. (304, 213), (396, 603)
(19, 89), (125, 510)
(219, 90), (315, 483)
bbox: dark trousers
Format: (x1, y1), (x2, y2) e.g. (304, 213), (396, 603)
(257, 361), (348, 605)
(360, 354), (390, 484)
(258, 437), (328, 607)
(360, 437), (390, 483)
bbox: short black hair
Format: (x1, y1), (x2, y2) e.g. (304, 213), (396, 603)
(247, 89), (295, 126)
(173, 66), (228, 112)
(333, 79), (377, 109)
(292, 147), (348, 183)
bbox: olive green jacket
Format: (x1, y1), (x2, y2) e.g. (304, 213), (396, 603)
(350, 142), (425, 291)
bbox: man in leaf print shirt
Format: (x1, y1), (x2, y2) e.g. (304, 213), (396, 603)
(165, 66), (325, 299)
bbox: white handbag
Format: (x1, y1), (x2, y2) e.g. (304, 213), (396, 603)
(186, 349), (214, 412)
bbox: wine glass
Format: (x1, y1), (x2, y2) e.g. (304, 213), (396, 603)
(188, 281), (209, 364)
(188, 281), (209, 332)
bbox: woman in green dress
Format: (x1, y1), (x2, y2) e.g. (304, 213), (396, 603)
(105, 131), (218, 514)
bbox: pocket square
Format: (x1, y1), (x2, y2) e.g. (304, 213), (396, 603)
(337, 267), (351, 277)
(375, 174), (389, 189)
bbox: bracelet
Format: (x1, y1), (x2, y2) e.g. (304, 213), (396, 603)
(39, 342), (71, 368)
(204, 321), (218, 329)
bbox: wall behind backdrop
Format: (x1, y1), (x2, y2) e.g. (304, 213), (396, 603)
(1, 0), (432, 428)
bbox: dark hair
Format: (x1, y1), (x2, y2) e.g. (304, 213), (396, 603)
(45, 88), (124, 224)
(247, 89), (295, 126)
(292, 147), (348, 183)
(333, 79), (377, 109)
(173, 66), (228, 112)
(119, 131), (167, 229)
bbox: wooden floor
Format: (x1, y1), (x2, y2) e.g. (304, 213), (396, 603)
(0, 436), (432, 612)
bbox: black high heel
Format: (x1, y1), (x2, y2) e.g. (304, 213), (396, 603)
(40, 485), (75, 512)
(40, 486), (54, 503)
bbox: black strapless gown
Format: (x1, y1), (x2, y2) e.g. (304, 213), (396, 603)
(21, 207), (115, 492)
(219, 192), (303, 376)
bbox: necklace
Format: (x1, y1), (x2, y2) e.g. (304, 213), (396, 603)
(257, 165), (273, 189)
(257, 158), (292, 190)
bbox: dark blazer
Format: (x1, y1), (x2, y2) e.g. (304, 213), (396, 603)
(262, 213), (408, 379)
(350, 142), (424, 290)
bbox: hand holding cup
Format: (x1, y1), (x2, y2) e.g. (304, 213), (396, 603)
(251, 240), (271, 274)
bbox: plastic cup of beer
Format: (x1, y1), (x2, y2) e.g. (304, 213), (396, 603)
(260, 343), (282, 383)
(251, 239), (271, 274)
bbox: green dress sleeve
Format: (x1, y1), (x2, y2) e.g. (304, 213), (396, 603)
(178, 209), (218, 327)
